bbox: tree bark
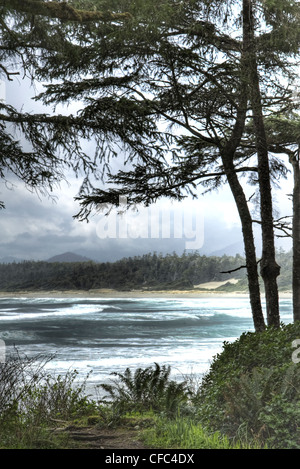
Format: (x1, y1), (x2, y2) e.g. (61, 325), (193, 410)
(222, 155), (266, 332)
(243, 0), (280, 328)
(292, 149), (300, 321)
(218, 8), (266, 332)
(212, 0), (266, 333)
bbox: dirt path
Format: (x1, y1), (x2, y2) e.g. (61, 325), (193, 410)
(59, 424), (148, 449)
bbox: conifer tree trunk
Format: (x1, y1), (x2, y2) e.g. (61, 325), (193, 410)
(292, 149), (300, 322)
(243, 0), (280, 328)
(219, 10), (266, 332)
(222, 154), (266, 332)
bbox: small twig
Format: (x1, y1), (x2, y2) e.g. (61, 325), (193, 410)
(220, 259), (261, 275)
(0, 64), (19, 81)
(274, 215), (293, 222)
(247, 192), (256, 203)
(49, 417), (68, 424)
(253, 217), (293, 238)
(220, 264), (247, 274)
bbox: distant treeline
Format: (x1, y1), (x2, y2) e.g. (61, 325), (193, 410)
(0, 250), (292, 292)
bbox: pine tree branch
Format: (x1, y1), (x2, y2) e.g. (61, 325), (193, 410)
(0, 64), (19, 81)
(0, 0), (132, 23)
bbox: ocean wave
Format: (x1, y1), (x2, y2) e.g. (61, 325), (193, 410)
(0, 297), (293, 402)
(0, 306), (105, 321)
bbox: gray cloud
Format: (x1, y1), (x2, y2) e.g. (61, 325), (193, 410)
(0, 175), (292, 262)
(0, 174), (243, 262)
(0, 77), (293, 263)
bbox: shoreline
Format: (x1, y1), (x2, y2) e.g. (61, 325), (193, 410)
(0, 288), (292, 299)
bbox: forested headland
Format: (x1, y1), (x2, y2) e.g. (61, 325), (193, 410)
(0, 250), (292, 292)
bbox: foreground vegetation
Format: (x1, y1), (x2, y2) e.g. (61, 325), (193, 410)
(1, 322), (300, 449)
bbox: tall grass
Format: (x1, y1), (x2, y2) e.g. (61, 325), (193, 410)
(0, 350), (96, 448)
(142, 415), (257, 449)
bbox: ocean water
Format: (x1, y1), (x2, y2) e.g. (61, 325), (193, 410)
(0, 296), (293, 398)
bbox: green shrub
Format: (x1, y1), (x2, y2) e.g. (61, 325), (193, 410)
(258, 395), (300, 449)
(195, 323), (300, 448)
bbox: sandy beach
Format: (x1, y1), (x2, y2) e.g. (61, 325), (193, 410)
(0, 287), (292, 299)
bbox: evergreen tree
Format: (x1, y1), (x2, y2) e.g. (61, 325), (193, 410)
(1, 0), (300, 330)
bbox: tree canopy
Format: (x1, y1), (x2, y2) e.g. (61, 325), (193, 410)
(0, 0), (132, 208)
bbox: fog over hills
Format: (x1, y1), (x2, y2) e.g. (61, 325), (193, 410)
(0, 243), (246, 265)
(46, 252), (92, 263)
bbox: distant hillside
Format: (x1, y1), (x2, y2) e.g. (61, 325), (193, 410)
(46, 252), (92, 263)
(0, 256), (24, 264)
(209, 241), (245, 257)
(0, 250), (292, 292)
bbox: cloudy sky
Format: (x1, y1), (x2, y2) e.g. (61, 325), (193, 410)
(0, 76), (293, 263)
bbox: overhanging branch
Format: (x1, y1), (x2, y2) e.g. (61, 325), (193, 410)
(0, 0), (132, 22)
